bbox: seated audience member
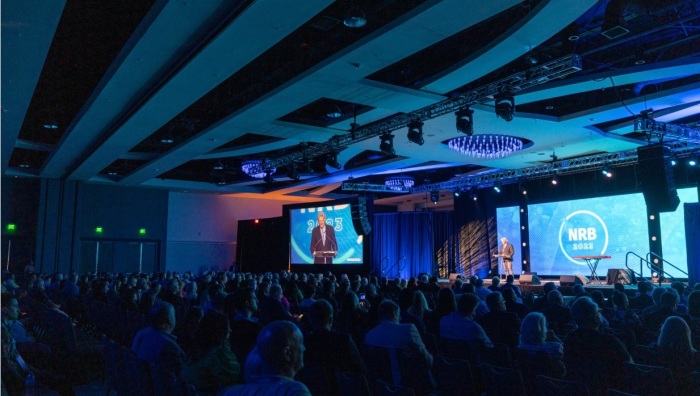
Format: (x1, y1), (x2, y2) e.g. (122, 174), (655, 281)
(479, 292), (521, 349)
(220, 320), (310, 396)
(304, 299), (366, 377)
(31, 278), (60, 308)
(132, 301), (186, 376)
(426, 288), (456, 336)
(182, 311), (241, 393)
(335, 291), (368, 346)
(628, 280), (654, 310)
(259, 284), (296, 325)
(183, 281), (198, 305)
(502, 287), (530, 319)
(533, 282), (558, 312)
(298, 285), (316, 313)
(607, 291), (645, 343)
(474, 278), (492, 301)
(644, 291), (678, 334)
(487, 276), (501, 292)
(365, 299), (433, 368)
(398, 288), (427, 334)
(590, 290), (612, 322)
(542, 290), (576, 336)
(500, 275), (522, 300)
(671, 281), (688, 306)
(440, 293), (493, 350)
(452, 278), (463, 294)
(2, 293), (75, 396)
(177, 306), (204, 356)
(407, 290), (432, 321)
(518, 312), (565, 378)
(461, 284), (489, 319)
(654, 316), (700, 394)
(564, 296), (632, 396)
(682, 290), (700, 337)
(227, 289), (263, 365)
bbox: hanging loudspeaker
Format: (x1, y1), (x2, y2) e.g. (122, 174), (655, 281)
(351, 197), (372, 235)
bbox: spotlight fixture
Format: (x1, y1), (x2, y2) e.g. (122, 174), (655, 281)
(495, 97), (515, 122)
(216, 175), (227, 186)
(493, 181), (502, 193)
(406, 120), (424, 145)
(160, 132), (174, 144)
(551, 175), (559, 185)
(213, 160), (224, 171)
(519, 181), (528, 195)
(602, 164), (613, 178)
(430, 190), (439, 204)
(470, 186), (478, 201)
(326, 152), (341, 170)
(286, 164), (300, 181)
(453, 190), (460, 197)
(689, 158), (697, 166)
(524, 54), (538, 65)
(379, 133), (395, 156)
(455, 107), (474, 136)
(42, 121), (59, 129)
(343, 5), (367, 28)
(327, 106), (343, 119)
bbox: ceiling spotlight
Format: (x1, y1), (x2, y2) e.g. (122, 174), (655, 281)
(379, 133), (395, 156)
(494, 181), (502, 193)
(327, 106), (343, 119)
(213, 160), (224, 171)
(453, 190), (460, 197)
(455, 107), (474, 136)
(286, 164), (300, 180)
(689, 158), (697, 166)
(470, 186), (478, 201)
(343, 5), (367, 28)
(430, 190), (439, 204)
(326, 152), (341, 170)
(524, 54), (538, 65)
(495, 97), (515, 122)
(160, 132), (174, 144)
(406, 120), (424, 145)
(216, 175), (227, 186)
(519, 181), (528, 195)
(551, 175), (559, 185)
(42, 121), (59, 129)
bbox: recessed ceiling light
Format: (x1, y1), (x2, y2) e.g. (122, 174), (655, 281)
(19, 164), (30, 168)
(568, 35), (580, 41)
(634, 59), (646, 65)
(545, 105), (554, 110)
(43, 123), (58, 129)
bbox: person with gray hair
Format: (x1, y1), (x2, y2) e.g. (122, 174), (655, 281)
(221, 320), (310, 396)
(563, 297), (631, 396)
(541, 290), (575, 336)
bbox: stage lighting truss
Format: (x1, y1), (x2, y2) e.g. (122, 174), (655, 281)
(385, 175), (415, 191)
(242, 159), (276, 179)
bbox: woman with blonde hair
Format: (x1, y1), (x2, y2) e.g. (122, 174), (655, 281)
(408, 290), (432, 320)
(656, 316), (700, 394)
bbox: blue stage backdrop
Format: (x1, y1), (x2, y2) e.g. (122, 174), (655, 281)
(496, 206), (522, 275)
(289, 204), (363, 265)
(527, 193), (649, 276)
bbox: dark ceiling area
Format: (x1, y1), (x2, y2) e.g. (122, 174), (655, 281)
(3, 0), (700, 204)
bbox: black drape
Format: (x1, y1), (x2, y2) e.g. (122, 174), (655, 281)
(685, 202), (700, 288)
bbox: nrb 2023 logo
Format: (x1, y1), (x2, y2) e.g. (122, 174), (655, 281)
(558, 210), (609, 265)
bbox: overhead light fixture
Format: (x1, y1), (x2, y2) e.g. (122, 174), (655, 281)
(216, 175), (227, 186)
(601, 0), (629, 40)
(213, 160), (224, 171)
(286, 164), (300, 180)
(430, 190), (439, 204)
(327, 106), (343, 119)
(160, 133), (174, 144)
(494, 181), (502, 193)
(519, 181), (528, 195)
(379, 133), (395, 156)
(455, 107), (474, 136)
(689, 158), (698, 167)
(447, 134), (524, 159)
(470, 186), (478, 201)
(326, 152), (341, 169)
(406, 120), (424, 145)
(343, 5), (367, 28)
(454, 190), (460, 197)
(551, 175), (559, 185)
(602, 164), (613, 178)
(42, 121), (59, 129)
(524, 54), (538, 65)
(495, 97), (515, 122)
(242, 159), (276, 179)
(385, 175), (414, 191)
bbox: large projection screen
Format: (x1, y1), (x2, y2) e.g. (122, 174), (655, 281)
(528, 193), (649, 276)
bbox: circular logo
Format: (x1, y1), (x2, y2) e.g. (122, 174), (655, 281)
(558, 210), (609, 265)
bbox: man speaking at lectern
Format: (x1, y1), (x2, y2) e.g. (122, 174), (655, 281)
(310, 211), (337, 264)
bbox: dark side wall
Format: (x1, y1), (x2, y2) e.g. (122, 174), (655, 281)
(1, 176), (41, 274)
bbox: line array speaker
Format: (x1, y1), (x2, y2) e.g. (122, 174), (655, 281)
(637, 144), (680, 213)
(351, 197), (372, 235)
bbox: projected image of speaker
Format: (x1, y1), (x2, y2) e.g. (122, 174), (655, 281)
(637, 144), (680, 213)
(519, 272), (540, 285)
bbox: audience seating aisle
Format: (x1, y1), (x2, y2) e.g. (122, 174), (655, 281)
(5, 270), (700, 396)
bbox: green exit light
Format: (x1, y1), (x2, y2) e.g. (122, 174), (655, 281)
(139, 228), (146, 235)
(95, 227), (103, 234)
(7, 224), (16, 231)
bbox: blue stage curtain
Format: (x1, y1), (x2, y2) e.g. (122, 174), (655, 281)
(372, 212), (436, 279)
(685, 203), (700, 288)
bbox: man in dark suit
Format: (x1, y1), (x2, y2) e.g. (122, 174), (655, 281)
(310, 211), (338, 264)
(494, 237), (515, 276)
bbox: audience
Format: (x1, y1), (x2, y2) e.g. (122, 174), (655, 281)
(502, 287), (530, 319)
(364, 299), (433, 368)
(542, 290), (576, 336)
(629, 280), (654, 310)
(518, 312), (565, 378)
(131, 301), (186, 376)
(440, 293), (493, 349)
(220, 320), (310, 396)
(181, 311), (241, 393)
(478, 291), (521, 349)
